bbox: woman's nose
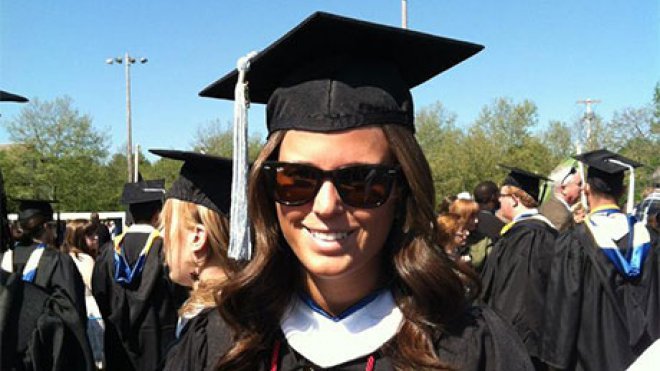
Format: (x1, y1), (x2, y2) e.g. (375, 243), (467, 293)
(312, 180), (344, 216)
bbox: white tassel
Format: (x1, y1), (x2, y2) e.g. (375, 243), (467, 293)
(228, 51), (258, 261)
(607, 158), (635, 215)
(576, 143), (589, 213)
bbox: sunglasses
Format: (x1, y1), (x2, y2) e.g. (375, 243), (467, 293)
(261, 161), (401, 208)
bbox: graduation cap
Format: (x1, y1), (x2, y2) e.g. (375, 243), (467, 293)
(200, 11), (484, 135)
(573, 149), (643, 213)
(15, 199), (57, 221)
(120, 179), (166, 205)
(149, 149), (233, 216)
(500, 165), (550, 203)
(0, 90), (29, 103)
(199, 11), (483, 260)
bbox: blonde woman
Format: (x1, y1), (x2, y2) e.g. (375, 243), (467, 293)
(149, 150), (239, 371)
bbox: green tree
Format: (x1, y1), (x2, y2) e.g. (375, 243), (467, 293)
(1, 97), (111, 211)
(541, 120), (574, 159)
(415, 103), (467, 202)
(609, 102), (659, 196)
(192, 119), (264, 161)
(472, 97), (538, 150)
(462, 98), (554, 191)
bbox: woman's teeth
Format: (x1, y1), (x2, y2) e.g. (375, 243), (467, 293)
(309, 230), (349, 241)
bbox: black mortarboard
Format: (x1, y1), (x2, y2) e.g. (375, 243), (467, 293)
(16, 199), (57, 221)
(500, 165), (550, 202)
(573, 149), (643, 196)
(199, 11), (483, 135)
(120, 179), (166, 205)
(149, 149), (233, 216)
(0, 90), (29, 103)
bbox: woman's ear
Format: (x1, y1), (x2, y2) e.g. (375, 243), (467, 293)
(190, 223), (209, 265)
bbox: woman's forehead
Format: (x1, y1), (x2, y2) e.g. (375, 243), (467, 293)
(278, 127), (393, 165)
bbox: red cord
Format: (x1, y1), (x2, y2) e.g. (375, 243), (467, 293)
(366, 355), (376, 371)
(270, 340), (281, 371)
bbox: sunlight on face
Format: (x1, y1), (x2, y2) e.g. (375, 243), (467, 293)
(276, 127), (397, 287)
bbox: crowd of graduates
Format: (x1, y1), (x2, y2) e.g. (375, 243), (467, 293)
(2, 11), (659, 371)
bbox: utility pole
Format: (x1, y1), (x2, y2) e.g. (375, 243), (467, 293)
(575, 98), (601, 213)
(106, 53), (148, 183)
(401, 0), (408, 29)
(134, 143), (140, 182)
(576, 98), (601, 151)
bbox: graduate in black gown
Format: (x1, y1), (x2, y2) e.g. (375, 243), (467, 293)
(541, 149), (660, 371)
(0, 269), (95, 371)
(92, 180), (187, 371)
(479, 166), (557, 367)
(0, 169), (93, 371)
(147, 150), (239, 371)
(198, 12), (534, 370)
(0, 199), (87, 321)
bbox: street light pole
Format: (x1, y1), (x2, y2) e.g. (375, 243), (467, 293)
(125, 52), (133, 183)
(577, 98), (601, 151)
(106, 53), (148, 183)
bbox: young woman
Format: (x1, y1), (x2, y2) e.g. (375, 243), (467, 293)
(61, 218), (105, 369)
(149, 150), (238, 371)
(436, 212), (469, 262)
(62, 219), (98, 288)
(202, 12), (534, 370)
(449, 199), (492, 271)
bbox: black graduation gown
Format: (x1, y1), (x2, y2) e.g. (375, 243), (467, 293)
(479, 218), (557, 360)
(541, 223), (660, 371)
(269, 306), (533, 370)
(0, 243), (87, 321)
(0, 270), (94, 371)
(161, 308), (230, 371)
(91, 230), (188, 371)
(177, 306), (533, 370)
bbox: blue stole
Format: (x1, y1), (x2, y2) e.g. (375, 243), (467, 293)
(586, 205), (651, 279)
(112, 229), (160, 285)
(22, 243), (46, 282)
(298, 289), (384, 322)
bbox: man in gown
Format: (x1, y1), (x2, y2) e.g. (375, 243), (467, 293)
(92, 180), (187, 371)
(541, 149), (659, 371)
(480, 166), (557, 367)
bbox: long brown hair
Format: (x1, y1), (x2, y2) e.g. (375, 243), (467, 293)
(61, 219), (95, 258)
(216, 125), (478, 370)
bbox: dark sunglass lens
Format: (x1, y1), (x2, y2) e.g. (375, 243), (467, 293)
(336, 167), (392, 208)
(273, 164), (320, 205)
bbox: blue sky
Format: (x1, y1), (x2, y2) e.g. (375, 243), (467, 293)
(1, 1), (658, 160)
